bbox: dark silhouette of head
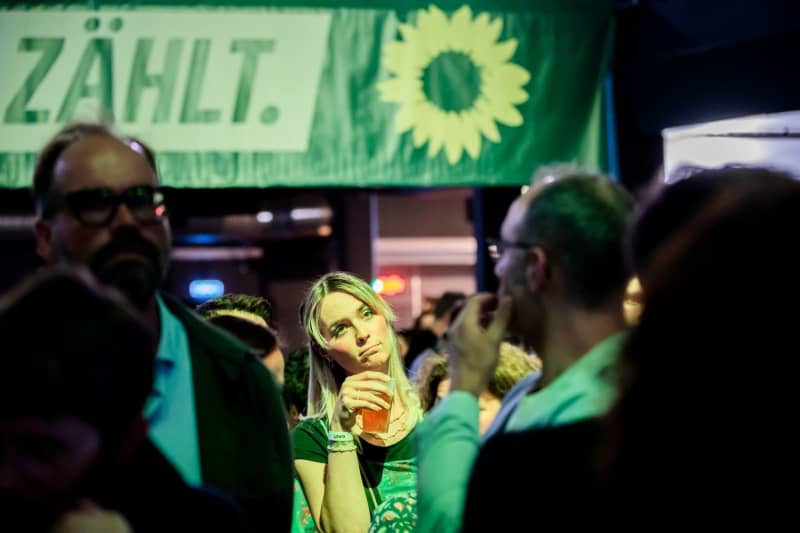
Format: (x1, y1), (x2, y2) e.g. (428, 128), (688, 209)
(611, 168), (800, 515)
(0, 266), (155, 529)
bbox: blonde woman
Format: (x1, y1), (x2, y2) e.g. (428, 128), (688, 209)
(293, 272), (422, 532)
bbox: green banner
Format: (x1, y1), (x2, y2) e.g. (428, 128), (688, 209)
(0, 1), (613, 188)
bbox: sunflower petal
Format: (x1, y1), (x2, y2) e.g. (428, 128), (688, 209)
(472, 98), (502, 143)
(377, 77), (422, 104)
(384, 42), (420, 79)
(416, 6), (448, 60)
(487, 63), (531, 86)
(444, 140), (463, 164)
(412, 118), (430, 147)
(426, 107), (447, 157)
(398, 23), (417, 44)
(411, 102), (436, 146)
(470, 22), (509, 67)
(491, 39), (519, 64)
(490, 101), (524, 127)
(449, 5), (473, 52)
(482, 65), (531, 106)
(473, 38), (517, 67)
(473, 12), (490, 26)
(485, 17), (503, 43)
(444, 112), (465, 164)
(394, 103), (416, 133)
(460, 111), (483, 159)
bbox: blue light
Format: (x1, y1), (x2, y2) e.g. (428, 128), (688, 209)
(189, 279), (224, 301)
(183, 234), (220, 245)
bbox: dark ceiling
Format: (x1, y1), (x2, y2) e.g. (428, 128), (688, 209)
(613, 0), (800, 192)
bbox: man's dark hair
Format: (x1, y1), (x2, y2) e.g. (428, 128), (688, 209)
(434, 291), (466, 320)
(196, 293), (273, 326)
(524, 174), (634, 308)
(196, 294), (277, 352)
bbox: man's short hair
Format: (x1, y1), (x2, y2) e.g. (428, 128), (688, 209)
(196, 293), (277, 352)
(434, 291), (466, 320)
(196, 293), (273, 325)
(523, 173), (635, 308)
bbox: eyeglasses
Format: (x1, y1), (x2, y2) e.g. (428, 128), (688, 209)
(44, 185), (167, 227)
(486, 237), (538, 262)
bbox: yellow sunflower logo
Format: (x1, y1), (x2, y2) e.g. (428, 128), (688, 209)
(378, 4), (531, 164)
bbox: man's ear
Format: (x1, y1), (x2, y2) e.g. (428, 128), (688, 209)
(33, 217), (56, 264)
(525, 247), (549, 292)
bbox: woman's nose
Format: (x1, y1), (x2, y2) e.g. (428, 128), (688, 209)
(355, 331), (369, 347)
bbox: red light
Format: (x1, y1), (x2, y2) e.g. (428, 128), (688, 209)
(374, 274), (406, 296)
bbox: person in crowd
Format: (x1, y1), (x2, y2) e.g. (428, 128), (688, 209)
(196, 293), (285, 384)
(415, 343), (541, 434)
(412, 309), (435, 332)
(198, 296), (315, 533)
(401, 328), (438, 374)
(283, 346), (311, 429)
(415, 355), (450, 413)
(280, 346), (316, 533)
(462, 166), (800, 530)
(30, 122), (292, 531)
(406, 292), (466, 377)
(0, 266), (252, 532)
(429, 291), (466, 339)
(416, 168), (634, 533)
(293, 272), (423, 532)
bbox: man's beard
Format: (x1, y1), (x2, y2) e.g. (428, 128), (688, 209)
(87, 230), (165, 310)
(95, 261), (160, 309)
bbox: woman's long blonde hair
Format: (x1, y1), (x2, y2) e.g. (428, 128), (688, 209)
(301, 272), (422, 431)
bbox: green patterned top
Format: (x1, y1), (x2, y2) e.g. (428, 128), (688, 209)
(292, 418), (417, 530)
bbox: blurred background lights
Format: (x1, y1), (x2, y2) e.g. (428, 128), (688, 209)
(189, 279), (224, 301)
(256, 210), (273, 223)
(372, 274), (407, 296)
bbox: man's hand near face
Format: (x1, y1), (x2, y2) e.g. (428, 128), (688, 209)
(445, 294), (512, 397)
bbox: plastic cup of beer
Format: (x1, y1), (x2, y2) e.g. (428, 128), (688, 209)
(362, 377), (395, 433)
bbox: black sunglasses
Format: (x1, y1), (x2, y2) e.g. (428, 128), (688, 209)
(486, 237), (538, 262)
(44, 185), (167, 227)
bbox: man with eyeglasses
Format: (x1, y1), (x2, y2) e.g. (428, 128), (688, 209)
(416, 167), (635, 533)
(31, 122), (293, 533)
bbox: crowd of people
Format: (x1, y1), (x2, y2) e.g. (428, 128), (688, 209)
(2, 121), (796, 531)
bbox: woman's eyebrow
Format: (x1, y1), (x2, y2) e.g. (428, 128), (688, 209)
(328, 318), (347, 330)
(326, 304), (370, 331)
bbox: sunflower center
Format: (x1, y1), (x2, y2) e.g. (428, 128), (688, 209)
(422, 51), (482, 113)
